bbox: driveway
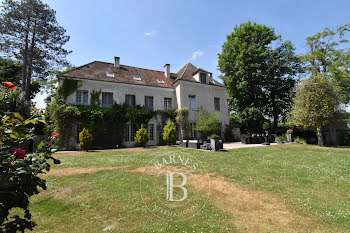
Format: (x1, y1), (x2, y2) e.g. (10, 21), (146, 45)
(223, 142), (279, 150)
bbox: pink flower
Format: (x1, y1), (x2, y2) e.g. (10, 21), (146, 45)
(12, 147), (27, 159)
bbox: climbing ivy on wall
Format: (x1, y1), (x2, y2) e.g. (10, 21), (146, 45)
(57, 78), (82, 100)
(90, 89), (102, 106)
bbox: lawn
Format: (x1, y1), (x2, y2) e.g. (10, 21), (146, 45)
(26, 144), (350, 232)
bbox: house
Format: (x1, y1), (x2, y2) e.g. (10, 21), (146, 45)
(59, 57), (229, 148)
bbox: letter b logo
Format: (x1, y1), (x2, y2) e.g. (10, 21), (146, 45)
(166, 172), (187, 202)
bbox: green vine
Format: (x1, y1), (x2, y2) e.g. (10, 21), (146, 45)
(58, 79), (82, 100)
(90, 89), (102, 106)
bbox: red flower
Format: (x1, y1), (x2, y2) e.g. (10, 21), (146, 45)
(3, 82), (17, 91)
(12, 147), (27, 159)
(53, 133), (60, 138)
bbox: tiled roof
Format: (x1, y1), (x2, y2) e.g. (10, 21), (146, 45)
(59, 61), (225, 88)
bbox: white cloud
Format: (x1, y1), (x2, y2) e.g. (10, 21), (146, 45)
(144, 30), (158, 36)
(191, 50), (204, 60)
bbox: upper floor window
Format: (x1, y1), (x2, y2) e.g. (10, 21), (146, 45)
(164, 98), (172, 110)
(145, 96), (154, 111)
(126, 94), (136, 107)
(200, 73), (206, 84)
(102, 92), (113, 108)
(76, 90), (88, 105)
(214, 97), (220, 111)
(189, 95), (196, 110)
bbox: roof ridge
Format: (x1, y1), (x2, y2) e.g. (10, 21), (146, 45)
(58, 61), (97, 76)
(178, 63), (189, 80)
(94, 61), (176, 75)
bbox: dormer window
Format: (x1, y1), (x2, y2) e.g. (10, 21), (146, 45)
(133, 76), (142, 81)
(200, 73), (206, 84)
(157, 79), (165, 84)
(106, 73), (115, 78)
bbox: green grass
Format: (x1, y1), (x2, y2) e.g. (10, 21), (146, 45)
(29, 144), (350, 232)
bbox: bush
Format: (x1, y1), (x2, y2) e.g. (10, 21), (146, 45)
(135, 124), (149, 147)
(196, 109), (221, 138)
(295, 136), (307, 144)
(210, 134), (219, 140)
(163, 120), (176, 145)
(275, 134), (287, 142)
(0, 113), (60, 232)
(79, 128), (93, 150)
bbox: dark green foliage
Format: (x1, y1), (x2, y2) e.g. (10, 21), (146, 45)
(210, 134), (219, 140)
(218, 21), (300, 133)
(0, 86), (31, 119)
(135, 124), (149, 147)
(126, 105), (154, 128)
(0, 113), (59, 232)
(90, 89), (102, 106)
(0, 0), (71, 100)
(163, 120), (176, 145)
(79, 128), (93, 151)
(224, 124), (236, 142)
(196, 109), (221, 138)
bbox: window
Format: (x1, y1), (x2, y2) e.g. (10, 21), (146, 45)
(157, 79), (165, 84)
(102, 92), (113, 108)
(145, 96), (154, 110)
(164, 98), (172, 110)
(76, 124), (83, 143)
(126, 94), (136, 107)
(190, 123), (197, 139)
(76, 90), (88, 105)
(189, 95), (196, 110)
(124, 124), (130, 142)
(130, 124), (136, 142)
(214, 97), (220, 111)
(148, 124), (154, 141)
(200, 73), (206, 84)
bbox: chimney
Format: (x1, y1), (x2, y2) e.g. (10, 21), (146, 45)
(114, 56), (120, 68)
(164, 64), (170, 78)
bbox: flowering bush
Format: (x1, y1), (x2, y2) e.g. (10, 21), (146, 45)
(0, 113), (60, 232)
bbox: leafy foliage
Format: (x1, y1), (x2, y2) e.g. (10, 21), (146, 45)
(126, 105), (153, 128)
(218, 21), (300, 133)
(57, 79), (81, 100)
(0, 113), (59, 232)
(295, 136), (307, 144)
(289, 74), (344, 146)
(79, 128), (93, 151)
(210, 134), (219, 140)
(196, 109), (221, 138)
(0, 86), (31, 119)
(163, 120), (176, 145)
(0, 0), (71, 100)
(90, 89), (102, 106)
(175, 108), (189, 140)
(135, 124), (149, 147)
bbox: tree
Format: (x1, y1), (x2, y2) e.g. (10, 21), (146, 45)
(175, 107), (189, 140)
(0, 58), (41, 99)
(135, 124), (149, 147)
(0, 85), (31, 118)
(79, 128), (93, 151)
(289, 74), (344, 146)
(302, 23), (350, 102)
(196, 109), (221, 139)
(163, 120), (176, 145)
(218, 21), (300, 133)
(0, 0), (71, 100)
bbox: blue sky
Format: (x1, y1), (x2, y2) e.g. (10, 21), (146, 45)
(35, 0), (350, 107)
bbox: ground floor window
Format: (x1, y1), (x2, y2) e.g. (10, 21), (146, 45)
(76, 124), (83, 143)
(124, 124), (138, 142)
(148, 124), (154, 141)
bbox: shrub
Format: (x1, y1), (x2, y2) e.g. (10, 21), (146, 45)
(135, 124), (149, 147)
(0, 113), (60, 232)
(210, 134), (219, 140)
(275, 134), (287, 142)
(79, 128), (93, 151)
(295, 136), (307, 144)
(196, 109), (221, 138)
(163, 120), (176, 145)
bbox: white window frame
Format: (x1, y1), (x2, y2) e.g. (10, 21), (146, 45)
(126, 94), (136, 107)
(148, 124), (154, 141)
(164, 98), (172, 110)
(145, 96), (154, 111)
(76, 90), (88, 105)
(189, 95), (196, 110)
(102, 92), (113, 108)
(214, 97), (220, 111)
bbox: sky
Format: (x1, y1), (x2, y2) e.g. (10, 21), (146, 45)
(33, 0), (350, 108)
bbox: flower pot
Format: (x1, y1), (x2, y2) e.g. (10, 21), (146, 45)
(210, 139), (220, 151)
(286, 134), (292, 142)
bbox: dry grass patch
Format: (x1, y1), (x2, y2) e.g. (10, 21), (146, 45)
(133, 166), (331, 233)
(42, 166), (130, 177)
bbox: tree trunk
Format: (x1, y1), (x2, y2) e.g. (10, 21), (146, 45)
(316, 127), (324, 146)
(273, 113), (278, 134)
(21, 17), (31, 93)
(25, 20), (37, 100)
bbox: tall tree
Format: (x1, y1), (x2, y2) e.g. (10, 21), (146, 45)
(218, 22), (300, 133)
(0, 0), (71, 100)
(302, 23), (350, 102)
(289, 74), (344, 146)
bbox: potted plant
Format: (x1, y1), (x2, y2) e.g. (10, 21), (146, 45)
(210, 134), (220, 151)
(286, 129), (293, 142)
